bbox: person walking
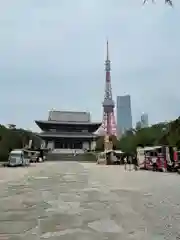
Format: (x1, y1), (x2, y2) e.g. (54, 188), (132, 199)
(74, 149), (77, 157)
(124, 156), (127, 170)
(133, 155), (138, 171)
(152, 155), (157, 171)
(128, 156), (132, 171)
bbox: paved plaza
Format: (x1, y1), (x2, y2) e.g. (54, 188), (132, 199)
(0, 162), (180, 239)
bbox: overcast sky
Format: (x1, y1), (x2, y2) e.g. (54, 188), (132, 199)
(0, 0), (179, 131)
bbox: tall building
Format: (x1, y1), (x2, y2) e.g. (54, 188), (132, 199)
(141, 112), (149, 128)
(116, 95), (132, 136)
(136, 121), (142, 130)
(96, 41), (117, 136)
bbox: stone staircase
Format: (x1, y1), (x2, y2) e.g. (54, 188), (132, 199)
(46, 152), (97, 162)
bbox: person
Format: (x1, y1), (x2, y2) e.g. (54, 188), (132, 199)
(133, 155), (138, 171)
(74, 150), (77, 156)
(152, 155), (157, 171)
(124, 156), (127, 170)
(128, 156), (132, 171)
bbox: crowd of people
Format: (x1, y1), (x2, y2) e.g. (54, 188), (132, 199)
(123, 155), (138, 171)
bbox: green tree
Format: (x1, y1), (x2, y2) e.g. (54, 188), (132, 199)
(117, 118), (180, 154)
(0, 125), (41, 162)
(95, 136), (104, 151)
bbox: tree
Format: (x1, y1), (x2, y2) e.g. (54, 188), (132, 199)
(0, 125), (41, 162)
(95, 137), (104, 151)
(117, 134), (137, 154)
(117, 117), (180, 154)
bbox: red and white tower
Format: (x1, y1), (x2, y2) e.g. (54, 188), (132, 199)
(96, 41), (117, 137)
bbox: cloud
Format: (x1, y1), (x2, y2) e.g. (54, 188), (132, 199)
(0, 0), (180, 129)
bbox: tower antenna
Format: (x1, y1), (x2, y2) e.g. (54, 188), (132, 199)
(95, 40), (117, 157)
(106, 40), (109, 61)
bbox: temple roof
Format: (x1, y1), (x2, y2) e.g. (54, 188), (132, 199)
(48, 110), (91, 122)
(35, 120), (101, 126)
(38, 131), (95, 138)
(35, 110), (101, 133)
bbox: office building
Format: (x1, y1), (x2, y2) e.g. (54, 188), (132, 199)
(116, 95), (132, 136)
(141, 112), (149, 128)
(136, 121), (142, 130)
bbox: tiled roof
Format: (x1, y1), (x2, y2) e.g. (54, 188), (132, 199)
(35, 120), (101, 126)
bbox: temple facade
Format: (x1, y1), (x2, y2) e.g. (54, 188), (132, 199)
(35, 110), (101, 152)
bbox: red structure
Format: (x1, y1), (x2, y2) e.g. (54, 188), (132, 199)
(96, 41), (117, 137)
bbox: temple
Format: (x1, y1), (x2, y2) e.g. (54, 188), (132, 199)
(35, 110), (101, 152)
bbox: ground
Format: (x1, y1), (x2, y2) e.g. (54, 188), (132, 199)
(0, 162), (180, 240)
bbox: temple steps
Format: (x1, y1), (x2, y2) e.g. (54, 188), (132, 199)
(46, 152), (97, 162)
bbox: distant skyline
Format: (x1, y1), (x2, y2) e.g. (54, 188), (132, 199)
(0, 0), (180, 131)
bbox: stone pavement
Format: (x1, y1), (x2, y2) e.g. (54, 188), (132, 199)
(0, 162), (180, 239)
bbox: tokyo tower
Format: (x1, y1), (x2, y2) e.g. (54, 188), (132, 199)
(96, 41), (117, 137)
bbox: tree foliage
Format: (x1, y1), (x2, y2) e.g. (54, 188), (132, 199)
(0, 125), (41, 161)
(118, 117), (180, 154)
(96, 117), (180, 154)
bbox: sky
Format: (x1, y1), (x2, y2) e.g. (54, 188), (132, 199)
(0, 0), (180, 131)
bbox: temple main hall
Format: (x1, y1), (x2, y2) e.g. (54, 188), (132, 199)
(35, 110), (101, 152)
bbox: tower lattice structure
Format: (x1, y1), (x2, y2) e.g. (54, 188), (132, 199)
(97, 41), (117, 138)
